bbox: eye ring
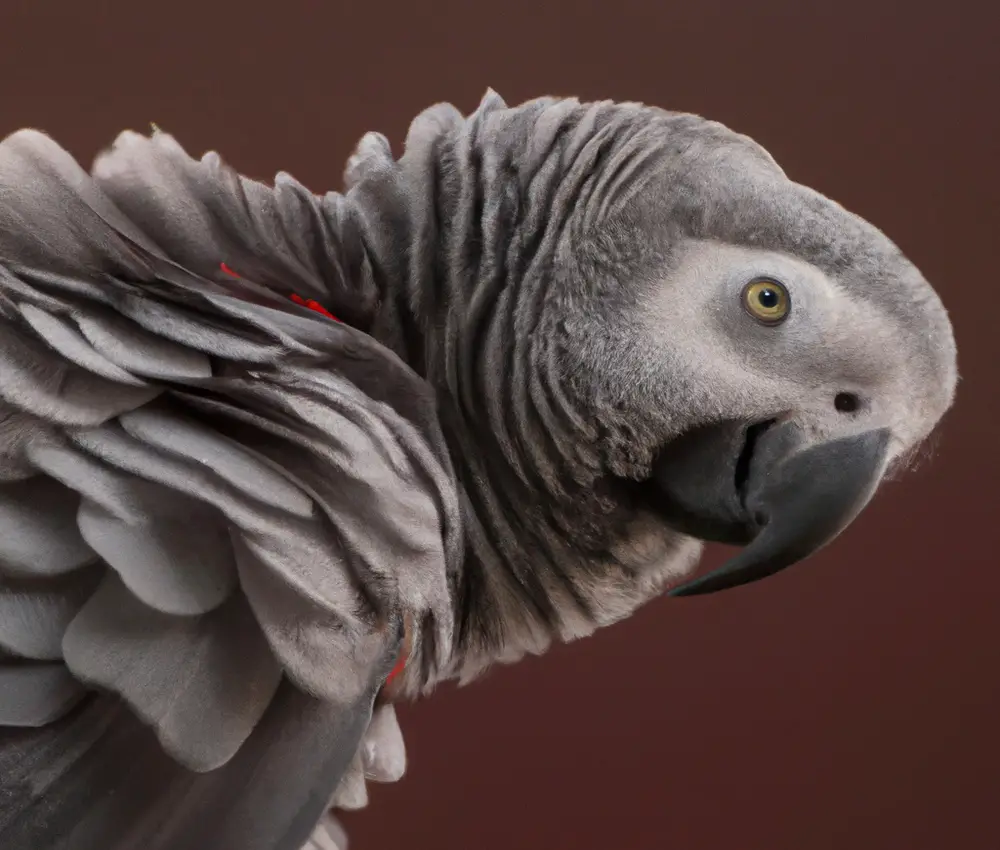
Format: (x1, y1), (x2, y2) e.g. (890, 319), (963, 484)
(741, 278), (791, 325)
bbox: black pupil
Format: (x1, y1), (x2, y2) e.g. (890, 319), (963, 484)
(757, 287), (779, 309)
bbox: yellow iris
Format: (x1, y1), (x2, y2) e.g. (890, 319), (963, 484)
(742, 279), (790, 324)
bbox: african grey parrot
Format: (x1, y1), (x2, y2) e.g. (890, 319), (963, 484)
(0, 89), (957, 850)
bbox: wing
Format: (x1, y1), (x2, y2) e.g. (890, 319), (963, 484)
(303, 701), (409, 850)
(0, 682), (378, 850)
(0, 128), (458, 848)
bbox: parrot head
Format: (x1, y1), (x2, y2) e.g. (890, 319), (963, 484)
(351, 91), (958, 676)
(558, 112), (959, 598)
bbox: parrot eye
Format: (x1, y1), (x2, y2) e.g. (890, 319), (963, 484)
(741, 278), (790, 325)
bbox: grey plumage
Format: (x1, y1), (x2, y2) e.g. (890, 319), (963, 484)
(0, 89), (957, 849)
(0, 678), (380, 850)
(0, 119), (455, 847)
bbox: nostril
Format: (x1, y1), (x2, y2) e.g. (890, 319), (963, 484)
(834, 392), (862, 414)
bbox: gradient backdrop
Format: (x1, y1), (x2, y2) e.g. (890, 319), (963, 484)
(4, 1), (997, 847)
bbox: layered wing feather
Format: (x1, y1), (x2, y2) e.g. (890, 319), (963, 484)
(0, 127), (456, 848)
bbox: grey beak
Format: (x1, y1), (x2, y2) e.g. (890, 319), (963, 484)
(667, 425), (892, 597)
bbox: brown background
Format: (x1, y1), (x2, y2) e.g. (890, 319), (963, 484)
(4, 0), (997, 847)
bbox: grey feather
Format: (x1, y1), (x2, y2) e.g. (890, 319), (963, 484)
(0, 321), (160, 425)
(117, 407), (315, 516)
(74, 309), (212, 380)
(0, 663), (87, 727)
(19, 305), (149, 387)
(76, 489), (237, 617)
(0, 565), (102, 661)
(361, 703), (406, 783)
(0, 476), (95, 577)
(62, 575), (283, 772)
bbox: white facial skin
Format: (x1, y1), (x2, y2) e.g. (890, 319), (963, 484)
(631, 238), (955, 462)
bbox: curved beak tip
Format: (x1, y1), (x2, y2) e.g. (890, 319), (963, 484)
(668, 427), (892, 598)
